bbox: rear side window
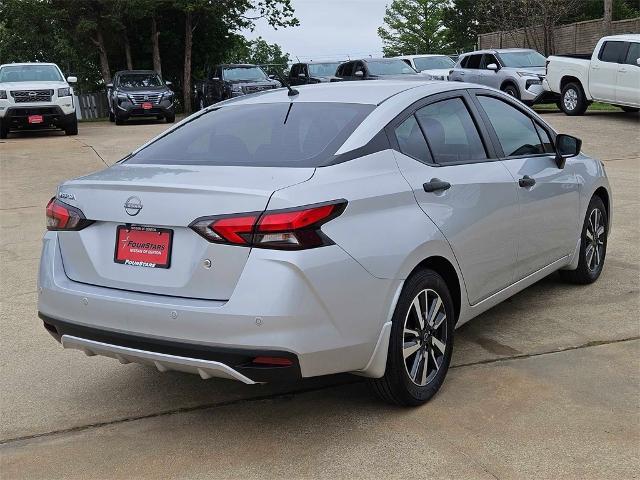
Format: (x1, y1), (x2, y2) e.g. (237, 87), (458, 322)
(415, 98), (487, 164)
(477, 96), (546, 157)
(466, 55), (482, 69)
(599, 41), (627, 63)
(395, 115), (430, 164)
(625, 42), (639, 66)
(127, 102), (374, 167)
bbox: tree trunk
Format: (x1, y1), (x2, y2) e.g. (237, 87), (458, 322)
(603, 0), (613, 36)
(93, 29), (111, 84)
(183, 11), (193, 114)
(151, 15), (162, 76)
(124, 31), (133, 70)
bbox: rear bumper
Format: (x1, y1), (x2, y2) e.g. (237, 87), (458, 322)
(520, 81), (559, 104)
(38, 232), (397, 382)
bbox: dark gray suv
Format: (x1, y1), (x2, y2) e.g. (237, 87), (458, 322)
(107, 70), (175, 125)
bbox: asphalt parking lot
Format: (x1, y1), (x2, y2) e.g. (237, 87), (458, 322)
(1, 112), (638, 479)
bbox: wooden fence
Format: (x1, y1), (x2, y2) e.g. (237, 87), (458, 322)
(478, 17), (639, 55)
(76, 92), (109, 119)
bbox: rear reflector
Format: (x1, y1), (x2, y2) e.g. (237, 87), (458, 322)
(46, 197), (93, 231)
(190, 199), (347, 250)
(252, 356), (294, 367)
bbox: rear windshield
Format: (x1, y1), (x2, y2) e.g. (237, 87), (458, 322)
(0, 65), (62, 82)
(126, 102), (375, 167)
(308, 63), (341, 76)
(118, 73), (163, 88)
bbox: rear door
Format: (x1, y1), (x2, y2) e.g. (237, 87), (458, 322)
(590, 40), (626, 102)
(390, 90), (519, 305)
(471, 91), (579, 280)
(616, 41), (640, 106)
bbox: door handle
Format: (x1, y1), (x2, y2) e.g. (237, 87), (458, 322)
(518, 175), (536, 188)
(423, 178), (451, 193)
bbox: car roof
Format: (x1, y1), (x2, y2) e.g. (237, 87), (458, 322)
(295, 60), (342, 64)
(395, 54), (449, 59)
(115, 70), (159, 75)
(0, 62), (60, 68)
(219, 64), (259, 68)
(217, 79), (465, 106)
(461, 48), (537, 56)
(601, 34), (640, 41)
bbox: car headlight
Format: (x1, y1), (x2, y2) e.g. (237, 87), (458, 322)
(58, 87), (71, 97)
(116, 92), (130, 101)
(0, 90), (6, 100)
(526, 79), (542, 89)
(516, 71), (537, 78)
(231, 84), (243, 93)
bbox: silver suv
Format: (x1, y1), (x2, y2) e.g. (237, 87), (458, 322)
(449, 48), (557, 105)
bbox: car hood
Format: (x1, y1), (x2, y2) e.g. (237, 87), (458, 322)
(226, 79), (279, 87)
(418, 69), (451, 78)
(0, 81), (69, 90)
(371, 74), (427, 81)
(117, 86), (171, 93)
(507, 66), (546, 76)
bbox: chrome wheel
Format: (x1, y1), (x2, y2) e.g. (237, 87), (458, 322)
(585, 208), (605, 272)
(402, 289), (448, 386)
(563, 88), (578, 111)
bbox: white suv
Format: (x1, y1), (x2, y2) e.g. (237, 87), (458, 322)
(0, 62), (78, 138)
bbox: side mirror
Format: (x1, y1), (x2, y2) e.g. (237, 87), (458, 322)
(67, 76), (78, 83)
(165, 81), (172, 87)
(555, 134), (581, 168)
(106, 83), (113, 89)
(486, 63), (498, 71)
(298, 73), (307, 78)
(268, 74), (276, 79)
(211, 77), (220, 81)
(354, 70), (364, 77)
(636, 57), (640, 66)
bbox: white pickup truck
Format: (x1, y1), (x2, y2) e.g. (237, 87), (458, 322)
(544, 34), (639, 115)
(0, 62), (78, 138)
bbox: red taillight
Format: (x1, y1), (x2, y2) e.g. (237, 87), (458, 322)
(252, 356), (293, 367)
(190, 200), (346, 250)
(46, 197), (93, 231)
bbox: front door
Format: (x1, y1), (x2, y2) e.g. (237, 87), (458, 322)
(590, 40), (627, 103)
(390, 92), (519, 305)
(616, 42), (640, 106)
(473, 93), (580, 280)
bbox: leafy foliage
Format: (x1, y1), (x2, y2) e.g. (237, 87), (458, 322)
(378, 0), (450, 57)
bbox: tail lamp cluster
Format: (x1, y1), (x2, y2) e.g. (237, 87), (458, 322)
(46, 198), (93, 231)
(190, 200), (347, 250)
(46, 197), (347, 251)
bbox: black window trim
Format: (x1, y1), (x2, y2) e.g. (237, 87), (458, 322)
(468, 88), (558, 161)
(385, 89), (499, 167)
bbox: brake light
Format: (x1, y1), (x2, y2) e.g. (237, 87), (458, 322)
(46, 197), (93, 231)
(190, 200), (346, 250)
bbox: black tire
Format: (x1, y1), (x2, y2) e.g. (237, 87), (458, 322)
(115, 115), (125, 125)
(560, 82), (588, 116)
(0, 119), (8, 139)
(165, 112), (176, 123)
(620, 106), (639, 113)
(560, 196), (608, 285)
(64, 116), (78, 136)
(369, 269), (455, 406)
(502, 83), (520, 100)
(109, 111), (115, 122)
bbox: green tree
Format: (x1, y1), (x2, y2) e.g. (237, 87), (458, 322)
(378, 0), (450, 56)
(442, 0), (482, 53)
(228, 36), (290, 74)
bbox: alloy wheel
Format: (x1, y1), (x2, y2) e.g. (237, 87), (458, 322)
(402, 289), (448, 386)
(564, 88), (578, 111)
(585, 208), (605, 272)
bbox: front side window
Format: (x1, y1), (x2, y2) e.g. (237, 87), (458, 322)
(413, 56), (455, 71)
(118, 73), (163, 88)
(481, 54), (499, 69)
(395, 115), (430, 164)
(223, 67), (268, 81)
(415, 98), (487, 164)
(599, 41), (627, 63)
(624, 42), (639, 66)
(127, 102), (374, 168)
(498, 50), (546, 68)
(0, 65), (62, 82)
(478, 96), (546, 157)
(366, 60), (416, 76)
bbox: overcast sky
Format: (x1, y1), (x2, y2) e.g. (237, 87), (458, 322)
(242, 0), (389, 62)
